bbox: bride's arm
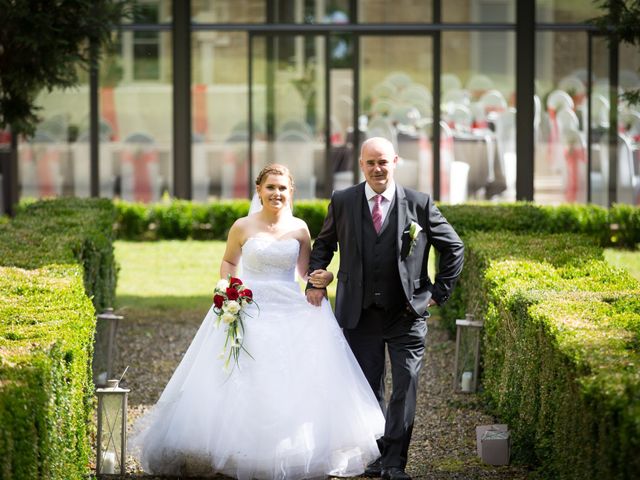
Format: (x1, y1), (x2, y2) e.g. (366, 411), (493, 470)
(296, 224), (312, 282)
(219, 220), (244, 278)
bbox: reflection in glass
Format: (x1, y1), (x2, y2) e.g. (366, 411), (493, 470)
(17, 63), (89, 200)
(252, 35), (327, 199)
(443, 0), (515, 23)
(192, 31), (250, 200)
(359, 0), (432, 23)
(535, 31), (588, 204)
(536, 0), (599, 24)
(618, 42), (640, 205)
(94, 31), (173, 203)
(360, 36), (434, 196)
(442, 31), (516, 202)
(192, 0), (265, 23)
(123, 0), (172, 24)
(273, 0), (350, 24)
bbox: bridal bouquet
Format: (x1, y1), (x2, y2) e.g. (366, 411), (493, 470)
(213, 275), (257, 371)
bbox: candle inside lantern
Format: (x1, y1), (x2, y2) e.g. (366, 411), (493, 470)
(461, 371), (473, 392)
(101, 450), (117, 474)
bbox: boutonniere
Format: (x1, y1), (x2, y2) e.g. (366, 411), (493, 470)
(408, 221), (423, 256)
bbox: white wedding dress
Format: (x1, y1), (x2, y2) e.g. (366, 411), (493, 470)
(129, 237), (384, 479)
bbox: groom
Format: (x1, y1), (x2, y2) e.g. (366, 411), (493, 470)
(306, 137), (464, 480)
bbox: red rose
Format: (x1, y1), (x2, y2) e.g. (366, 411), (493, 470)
(229, 276), (243, 287)
(241, 289), (253, 300)
(226, 287), (239, 300)
(213, 294), (224, 309)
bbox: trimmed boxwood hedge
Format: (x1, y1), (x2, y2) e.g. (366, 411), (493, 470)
(0, 198), (118, 479)
(114, 198), (330, 240)
(112, 199), (640, 247)
(0, 265), (96, 480)
(2, 198), (118, 310)
(443, 231), (640, 479)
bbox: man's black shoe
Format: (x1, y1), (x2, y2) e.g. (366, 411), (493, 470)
(381, 467), (411, 480)
(363, 458), (382, 477)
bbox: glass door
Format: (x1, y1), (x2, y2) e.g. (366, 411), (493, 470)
(250, 33), (327, 199)
(358, 35), (435, 196)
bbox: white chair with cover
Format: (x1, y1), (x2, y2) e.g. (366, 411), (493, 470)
(561, 127), (588, 203)
(399, 85), (432, 118)
(274, 129), (316, 199)
(120, 132), (163, 203)
(192, 133), (211, 201)
(479, 89), (508, 118)
(441, 73), (462, 93)
(72, 120), (117, 197)
(495, 108), (517, 198)
(221, 130), (250, 200)
(366, 116), (398, 153)
(371, 99), (396, 118)
(443, 88), (471, 106)
(277, 118), (314, 138)
(558, 75), (586, 105)
(19, 129), (65, 199)
(546, 90), (574, 114)
(371, 82), (397, 101)
(466, 74), (494, 97)
(446, 104), (473, 133)
(384, 72), (413, 92)
(617, 134), (640, 204)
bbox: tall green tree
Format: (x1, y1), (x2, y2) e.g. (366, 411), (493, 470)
(0, 0), (132, 216)
(0, 0), (131, 136)
(591, 0), (640, 105)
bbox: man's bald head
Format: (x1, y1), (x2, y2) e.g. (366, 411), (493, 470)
(359, 136), (398, 194)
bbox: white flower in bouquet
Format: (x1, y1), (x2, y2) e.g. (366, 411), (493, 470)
(221, 312), (236, 324)
(216, 278), (230, 291)
(224, 300), (241, 314)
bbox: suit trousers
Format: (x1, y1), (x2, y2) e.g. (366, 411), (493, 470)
(343, 305), (428, 469)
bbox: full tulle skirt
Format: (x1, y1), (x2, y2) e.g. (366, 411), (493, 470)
(129, 280), (384, 479)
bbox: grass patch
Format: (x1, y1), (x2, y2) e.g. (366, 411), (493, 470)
(115, 240), (342, 312)
(115, 240), (224, 311)
(604, 247), (640, 281)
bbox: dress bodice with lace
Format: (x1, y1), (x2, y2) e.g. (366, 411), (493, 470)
(241, 236), (299, 282)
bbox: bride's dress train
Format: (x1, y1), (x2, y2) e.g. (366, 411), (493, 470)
(129, 237), (384, 479)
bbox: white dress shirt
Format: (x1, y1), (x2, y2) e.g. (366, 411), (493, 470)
(364, 182), (396, 227)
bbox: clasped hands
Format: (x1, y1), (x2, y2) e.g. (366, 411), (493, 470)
(306, 269), (332, 306)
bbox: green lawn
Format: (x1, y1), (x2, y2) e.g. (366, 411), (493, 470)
(115, 240), (341, 312)
(604, 248), (640, 281)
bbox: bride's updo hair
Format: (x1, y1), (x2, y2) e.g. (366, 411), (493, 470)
(255, 163), (295, 190)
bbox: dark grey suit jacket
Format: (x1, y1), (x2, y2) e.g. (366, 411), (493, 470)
(309, 182), (464, 329)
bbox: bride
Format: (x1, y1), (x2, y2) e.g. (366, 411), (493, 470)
(129, 164), (385, 479)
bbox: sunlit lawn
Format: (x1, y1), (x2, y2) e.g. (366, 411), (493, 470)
(115, 240), (341, 313)
(604, 248), (640, 281)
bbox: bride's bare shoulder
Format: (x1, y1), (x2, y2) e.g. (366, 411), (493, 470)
(291, 216), (310, 231)
(228, 216), (255, 242)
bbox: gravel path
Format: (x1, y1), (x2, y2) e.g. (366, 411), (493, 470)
(107, 308), (530, 480)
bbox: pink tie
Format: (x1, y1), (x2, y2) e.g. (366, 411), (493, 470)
(372, 194), (383, 234)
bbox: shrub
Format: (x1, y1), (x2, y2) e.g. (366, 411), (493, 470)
(3, 198), (118, 310)
(610, 203), (640, 249)
(438, 202), (613, 244)
(442, 231), (640, 479)
(114, 199), (329, 240)
(0, 198), (117, 479)
(0, 265), (96, 480)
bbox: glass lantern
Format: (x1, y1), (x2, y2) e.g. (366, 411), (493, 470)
(453, 313), (483, 393)
(93, 308), (123, 387)
(96, 379), (129, 475)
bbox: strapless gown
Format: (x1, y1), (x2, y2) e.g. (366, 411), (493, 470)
(129, 237), (384, 479)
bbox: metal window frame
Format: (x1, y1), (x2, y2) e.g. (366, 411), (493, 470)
(70, 1), (619, 210)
